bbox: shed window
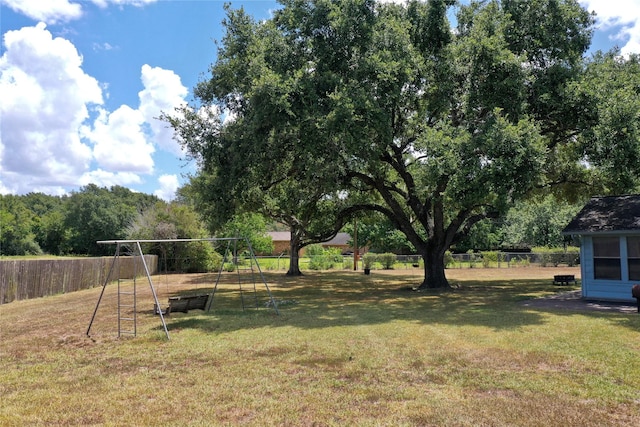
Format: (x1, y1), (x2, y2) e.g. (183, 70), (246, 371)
(627, 237), (640, 280)
(593, 237), (621, 280)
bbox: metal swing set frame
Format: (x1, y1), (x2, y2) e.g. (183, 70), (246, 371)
(86, 237), (279, 340)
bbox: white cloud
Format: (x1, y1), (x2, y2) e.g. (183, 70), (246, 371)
(92, 42), (115, 52)
(580, 0), (640, 55)
(1, 0), (159, 24)
(138, 64), (188, 156)
(0, 22), (190, 196)
(154, 174), (179, 201)
(82, 63), (190, 175)
(91, 0), (158, 8)
(83, 106), (155, 173)
(0, 0), (82, 24)
(0, 23), (101, 194)
(0, 142), (10, 195)
(79, 169), (142, 188)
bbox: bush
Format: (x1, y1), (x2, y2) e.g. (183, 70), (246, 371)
(305, 244), (325, 256)
(467, 250), (479, 268)
(362, 252), (377, 269)
(532, 247), (580, 267)
(481, 251), (499, 268)
(444, 251), (454, 268)
(342, 257), (353, 269)
(308, 247), (343, 270)
(378, 253), (397, 269)
(566, 247), (580, 266)
(171, 241), (218, 273)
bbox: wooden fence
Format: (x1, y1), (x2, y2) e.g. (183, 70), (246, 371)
(0, 255), (158, 304)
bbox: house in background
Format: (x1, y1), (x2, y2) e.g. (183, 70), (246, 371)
(563, 195), (640, 302)
(266, 232), (354, 255)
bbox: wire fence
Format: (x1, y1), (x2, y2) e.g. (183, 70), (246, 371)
(255, 252), (579, 272)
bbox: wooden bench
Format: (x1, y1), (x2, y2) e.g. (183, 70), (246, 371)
(553, 275), (576, 286)
(154, 294), (212, 315)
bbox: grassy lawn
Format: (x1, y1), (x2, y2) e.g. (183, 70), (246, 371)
(1, 267), (639, 426)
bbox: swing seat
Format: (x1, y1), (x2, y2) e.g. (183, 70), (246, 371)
(154, 294), (211, 315)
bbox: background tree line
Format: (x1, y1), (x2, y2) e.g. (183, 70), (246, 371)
(1, 182), (582, 258)
(0, 184), (275, 260)
(1, 184), (159, 256)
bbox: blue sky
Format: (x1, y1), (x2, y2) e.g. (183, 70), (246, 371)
(1, 0), (639, 200)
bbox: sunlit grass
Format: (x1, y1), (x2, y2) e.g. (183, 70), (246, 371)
(1, 268), (639, 425)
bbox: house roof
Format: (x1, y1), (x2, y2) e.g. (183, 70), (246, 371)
(266, 231), (291, 242)
(563, 195), (640, 235)
(326, 233), (351, 246)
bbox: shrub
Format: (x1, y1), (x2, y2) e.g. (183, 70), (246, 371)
(481, 251), (499, 268)
(342, 257), (353, 269)
(565, 247), (580, 266)
(444, 251), (454, 268)
(467, 250), (479, 268)
(362, 252), (377, 269)
(378, 253), (397, 269)
(532, 247), (580, 267)
(308, 247), (343, 270)
(308, 256), (324, 270)
(179, 241), (223, 273)
(305, 244), (325, 256)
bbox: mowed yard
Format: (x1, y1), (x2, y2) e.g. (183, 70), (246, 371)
(1, 266), (640, 426)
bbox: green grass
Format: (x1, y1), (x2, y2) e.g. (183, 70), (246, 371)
(1, 270), (639, 426)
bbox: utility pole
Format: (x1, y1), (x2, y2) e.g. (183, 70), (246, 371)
(353, 217), (358, 271)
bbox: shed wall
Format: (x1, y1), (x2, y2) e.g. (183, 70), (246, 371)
(581, 235), (637, 302)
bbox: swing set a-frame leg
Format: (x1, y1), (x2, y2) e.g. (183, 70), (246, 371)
(86, 242), (171, 340)
(86, 243), (121, 337)
(135, 242), (170, 339)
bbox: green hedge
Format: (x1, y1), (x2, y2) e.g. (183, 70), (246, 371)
(378, 253), (397, 269)
(308, 246), (343, 270)
(533, 247), (580, 267)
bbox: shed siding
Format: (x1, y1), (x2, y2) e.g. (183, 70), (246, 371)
(581, 235), (637, 302)
(581, 237), (592, 298)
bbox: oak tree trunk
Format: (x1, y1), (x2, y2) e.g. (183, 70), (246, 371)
(417, 247), (450, 289)
(286, 238), (303, 276)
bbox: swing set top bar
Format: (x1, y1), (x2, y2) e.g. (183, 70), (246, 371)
(97, 237), (245, 245)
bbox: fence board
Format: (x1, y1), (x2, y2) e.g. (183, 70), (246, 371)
(0, 256), (157, 304)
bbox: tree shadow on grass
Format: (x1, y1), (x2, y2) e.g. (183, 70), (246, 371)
(519, 291), (640, 331)
(152, 271), (574, 335)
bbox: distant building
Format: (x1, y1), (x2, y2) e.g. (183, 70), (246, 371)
(563, 195), (640, 302)
(266, 232), (354, 255)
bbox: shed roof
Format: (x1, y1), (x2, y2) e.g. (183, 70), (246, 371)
(563, 195), (640, 235)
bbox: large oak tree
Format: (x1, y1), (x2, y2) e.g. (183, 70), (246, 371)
(169, 0), (597, 288)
